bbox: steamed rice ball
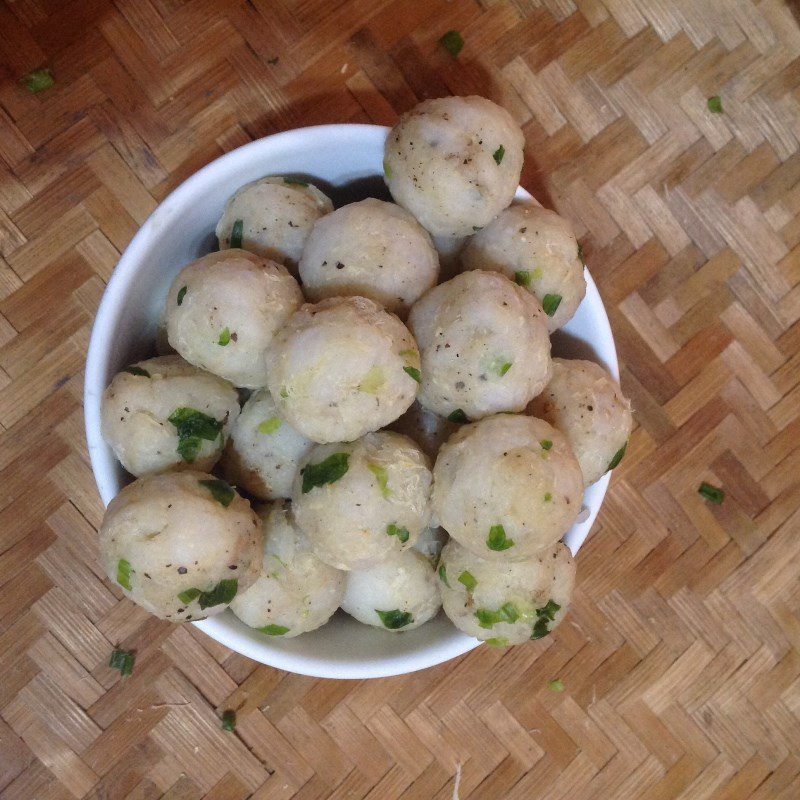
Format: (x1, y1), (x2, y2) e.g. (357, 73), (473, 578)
(220, 388), (314, 500)
(341, 549), (441, 632)
(299, 198), (439, 316)
(461, 205), (586, 332)
(101, 356), (240, 477)
(437, 538), (575, 644)
(229, 501), (344, 637)
(99, 471), (262, 621)
(432, 414), (583, 560)
(266, 296), (420, 443)
(384, 95), (524, 236)
(292, 431), (432, 570)
(165, 250), (303, 389)
(530, 359), (632, 486)
(407, 270), (551, 420)
(216, 176), (333, 273)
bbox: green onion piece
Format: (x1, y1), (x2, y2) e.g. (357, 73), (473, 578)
(180, 578), (238, 610)
(230, 219), (244, 248)
(606, 441), (627, 472)
(368, 463), (391, 498)
(530, 599), (561, 639)
(487, 524), (514, 551)
(485, 637), (509, 648)
(577, 243), (585, 266)
(440, 30), (464, 58)
(109, 648), (135, 676)
(198, 478), (235, 507)
(177, 286), (187, 305)
(218, 327), (231, 346)
(284, 177), (308, 187)
(493, 145), (505, 165)
(540, 439), (553, 451)
(549, 678), (564, 692)
(544, 492), (552, 502)
(542, 294), (562, 317)
(698, 482), (725, 504)
(22, 68), (54, 93)
(403, 366), (421, 383)
(258, 417), (282, 434)
(376, 609), (413, 629)
(168, 408), (223, 463)
(359, 365), (385, 394)
(475, 602), (519, 629)
(117, 559), (132, 591)
(707, 95), (723, 114)
(177, 588), (201, 604)
(515, 270), (532, 287)
(280, 387), (289, 398)
(383, 159), (392, 180)
(399, 349), (417, 358)
(386, 523), (410, 543)
(448, 409), (468, 423)
(498, 362), (512, 377)
(438, 564), (450, 587)
(221, 709), (236, 731)
(458, 570), (477, 592)
(123, 366), (151, 378)
(258, 624), (290, 636)
(301, 452), (350, 493)
(531, 617), (550, 639)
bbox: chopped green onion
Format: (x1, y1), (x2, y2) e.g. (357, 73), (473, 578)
(386, 523), (410, 543)
(399, 349), (417, 358)
(707, 95), (723, 114)
(498, 362), (512, 376)
(376, 609), (413, 629)
(542, 294), (562, 317)
(22, 68), (54, 93)
(403, 366), (421, 383)
(109, 648), (135, 676)
(549, 678), (564, 692)
(258, 624), (290, 636)
(168, 408), (223, 463)
(284, 178), (308, 187)
(258, 417), (282, 434)
(440, 30), (464, 58)
(438, 564), (450, 587)
(230, 219), (244, 248)
(117, 559), (132, 591)
(123, 366), (150, 378)
(540, 440), (553, 451)
(359, 365), (385, 394)
(177, 588), (201, 604)
(301, 452), (350, 493)
(448, 409), (468, 423)
(493, 145), (505, 165)
(177, 286), (187, 305)
(221, 709), (236, 731)
(515, 270), (532, 288)
(458, 570), (477, 592)
(368, 463), (391, 499)
(475, 602), (519, 629)
(544, 492), (552, 502)
(180, 578), (239, 610)
(485, 638), (509, 648)
(606, 441), (627, 472)
(383, 160), (392, 180)
(198, 478), (235, 507)
(531, 599), (561, 639)
(487, 524), (513, 551)
(698, 482), (725, 504)
(218, 327), (231, 346)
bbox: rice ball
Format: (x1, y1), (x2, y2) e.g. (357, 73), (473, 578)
(384, 96), (524, 236)
(461, 205), (586, 332)
(341, 549), (441, 632)
(438, 538), (575, 644)
(229, 501), (344, 637)
(101, 355), (240, 477)
(387, 401), (460, 462)
(432, 414), (583, 560)
(299, 198), (439, 316)
(220, 388), (314, 500)
(292, 431), (432, 571)
(99, 471), (262, 621)
(165, 250), (303, 389)
(216, 176), (333, 273)
(266, 296), (420, 443)
(529, 359), (632, 486)
(407, 270), (551, 420)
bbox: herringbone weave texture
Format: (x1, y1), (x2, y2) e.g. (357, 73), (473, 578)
(1, 1), (800, 798)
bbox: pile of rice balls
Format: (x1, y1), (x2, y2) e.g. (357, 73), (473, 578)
(99, 95), (632, 648)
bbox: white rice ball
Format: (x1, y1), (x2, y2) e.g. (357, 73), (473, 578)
(438, 538), (575, 644)
(299, 198), (439, 316)
(219, 388), (314, 500)
(407, 270), (551, 420)
(265, 296), (420, 443)
(101, 355), (240, 477)
(292, 431), (432, 571)
(229, 501), (345, 637)
(216, 176), (333, 274)
(99, 471), (262, 621)
(384, 96), (524, 236)
(529, 359), (632, 486)
(461, 205), (586, 332)
(165, 250), (303, 389)
(432, 414), (583, 560)
(341, 548), (441, 632)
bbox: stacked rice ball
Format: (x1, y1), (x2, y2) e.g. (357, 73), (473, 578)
(99, 96), (632, 646)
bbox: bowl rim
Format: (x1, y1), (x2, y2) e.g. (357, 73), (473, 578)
(84, 122), (618, 679)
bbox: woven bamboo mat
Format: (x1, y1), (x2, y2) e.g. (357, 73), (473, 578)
(1, 0), (800, 798)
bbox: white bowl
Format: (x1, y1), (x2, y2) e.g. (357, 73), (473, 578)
(85, 124), (618, 679)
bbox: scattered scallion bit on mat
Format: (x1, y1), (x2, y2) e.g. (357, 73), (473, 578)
(458, 570), (477, 592)
(440, 30), (464, 58)
(448, 408), (468, 423)
(549, 678), (564, 692)
(403, 365), (421, 383)
(284, 177), (308, 186)
(258, 417), (282, 434)
(218, 327), (231, 346)
(606, 441), (627, 472)
(301, 452), (350, 493)
(177, 285), (187, 305)
(698, 482), (725, 505)
(258, 624), (289, 636)
(221, 709), (236, 731)
(438, 564), (450, 587)
(230, 218), (244, 248)
(117, 559), (132, 591)
(198, 478), (235, 508)
(493, 145), (505, 165)
(123, 365), (151, 378)
(376, 609), (413, 629)
(387, 523), (410, 543)
(487, 524), (513, 551)
(368, 463), (391, 498)
(109, 648), (135, 676)
(542, 293), (562, 317)
(22, 68), (54, 93)
(707, 95), (723, 114)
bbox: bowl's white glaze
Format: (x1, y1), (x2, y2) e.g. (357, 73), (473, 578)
(85, 124), (618, 679)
